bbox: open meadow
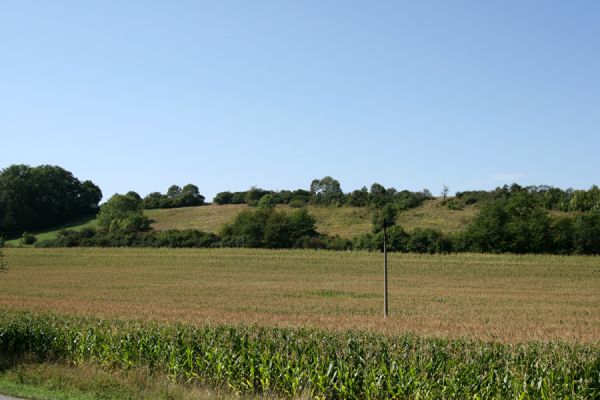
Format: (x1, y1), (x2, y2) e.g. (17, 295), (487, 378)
(2, 247), (599, 343)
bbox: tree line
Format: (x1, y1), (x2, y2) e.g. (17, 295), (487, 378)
(36, 195), (352, 250)
(214, 176), (432, 210)
(0, 165), (102, 237)
(2, 164), (600, 255)
(34, 186), (600, 255)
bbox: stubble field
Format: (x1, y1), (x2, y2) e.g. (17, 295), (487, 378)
(2, 247), (599, 343)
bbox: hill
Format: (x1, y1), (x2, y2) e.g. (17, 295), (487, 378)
(6, 199), (480, 245)
(148, 199), (481, 237)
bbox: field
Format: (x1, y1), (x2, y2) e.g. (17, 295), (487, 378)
(5, 200), (480, 246)
(2, 247), (599, 343)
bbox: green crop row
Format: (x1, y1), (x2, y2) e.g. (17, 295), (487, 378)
(0, 311), (599, 399)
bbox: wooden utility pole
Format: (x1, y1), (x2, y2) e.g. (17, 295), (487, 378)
(383, 225), (388, 318)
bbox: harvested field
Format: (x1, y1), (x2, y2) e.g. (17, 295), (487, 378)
(2, 248), (599, 342)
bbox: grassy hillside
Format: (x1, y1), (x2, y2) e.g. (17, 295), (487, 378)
(5, 217), (97, 246)
(6, 199), (480, 245)
(146, 200), (480, 236)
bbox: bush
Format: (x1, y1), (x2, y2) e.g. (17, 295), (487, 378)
(445, 199), (464, 210)
(407, 228), (452, 254)
(288, 199), (306, 208)
(21, 232), (37, 245)
(220, 207), (318, 249)
(573, 212), (600, 255)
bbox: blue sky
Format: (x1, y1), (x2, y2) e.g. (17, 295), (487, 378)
(1, 1), (599, 201)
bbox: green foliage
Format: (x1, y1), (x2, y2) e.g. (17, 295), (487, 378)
(142, 184), (205, 209)
(245, 187), (270, 206)
(288, 198), (306, 208)
(573, 211), (600, 254)
(97, 193), (151, 233)
(35, 228), (219, 248)
(21, 231), (37, 245)
(213, 191), (234, 205)
(0, 164), (101, 237)
(371, 204), (397, 233)
(457, 192), (600, 255)
(407, 228), (452, 254)
(1, 311), (599, 399)
(310, 176), (344, 205)
(257, 194), (276, 209)
(220, 207), (319, 249)
(354, 225), (450, 254)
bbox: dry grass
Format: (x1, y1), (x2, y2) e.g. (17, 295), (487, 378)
(0, 360), (277, 400)
(146, 204), (247, 233)
(395, 199), (479, 233)
(1, 248), (599, 343)
(145, 200), (479, 237)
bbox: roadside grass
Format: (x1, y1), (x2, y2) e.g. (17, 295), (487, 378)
(0, 359), (272, 400)
(2, 247), (599, 342)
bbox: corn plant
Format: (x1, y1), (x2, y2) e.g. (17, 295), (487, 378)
(0, 310), (599, 399)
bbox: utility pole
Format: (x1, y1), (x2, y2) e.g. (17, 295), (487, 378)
(371, 204), (396, 320)
(383, 225), (388, 318)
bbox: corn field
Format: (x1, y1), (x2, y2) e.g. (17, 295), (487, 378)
(1, 311), (599, 399)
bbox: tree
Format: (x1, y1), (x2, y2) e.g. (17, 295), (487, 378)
(245, 187), (270, 206)
(142, 192), (164, 209)
(21, 232), (37, 245)
(179, 184), (205, 207)
(213, 191), (233, 205)
(372, 204), (398, 233)
(97, 193), (151, 233)
(442, 185), (449, 200)
(288, 208), (317, 243)
(347, 187), (369, 207)
(369, 183), (388, 207)
(257, 194), (276, 209)
(0, 164), (102, 237)
(310, 176), (343, 205)
(573, 212), (600, 254)
(371, 204), (397, 318)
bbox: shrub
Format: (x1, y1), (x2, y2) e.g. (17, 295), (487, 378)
(288, 199), (306, 208)
(407, 228), (452, 254)
(21, 232), (37, 245)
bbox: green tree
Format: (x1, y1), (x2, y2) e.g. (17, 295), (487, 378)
(166, 185), (182, 199)
(97, 193), (151, 233)
(213, 191), (233, 205)
(288, 208), (317, 243)
(551, 217), (575, 254)
(372, 204), (397, 234)
(257, 194), (276, 209)
(21, 231), (37, 245)
(310, 176), (343, 205)
(0, 164), (102, 237)
(179, 184), (205, 207)
(573, 212), (600, 254)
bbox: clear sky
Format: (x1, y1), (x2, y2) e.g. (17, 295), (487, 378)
(1, 1), (599, 201)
